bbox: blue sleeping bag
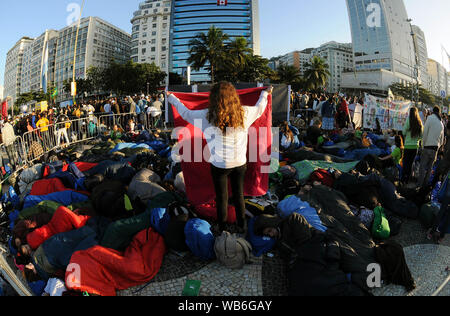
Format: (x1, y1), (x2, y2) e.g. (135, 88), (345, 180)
(277, 196), (327, 232)
(184, 219), (215, 260)
(150, 208), (171, 235)
(23, 191), (89, 209)
(342, 148), (383, 161)
(247, 217), (276, 257)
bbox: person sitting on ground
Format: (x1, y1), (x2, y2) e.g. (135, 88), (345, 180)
(379, 135), (404, 169)
(280, 121), (300, 152)
(305, 118), (323, 148)
(110, 125), (123, 141)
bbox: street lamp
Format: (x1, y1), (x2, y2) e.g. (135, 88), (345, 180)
(407, 18), (420, 107)
(147, 82), (150, 96)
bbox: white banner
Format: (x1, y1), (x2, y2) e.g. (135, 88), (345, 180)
(363, 93), (411, 131)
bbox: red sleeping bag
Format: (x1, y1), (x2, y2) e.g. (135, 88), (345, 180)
(29, 178), (90, 196)
(65, 228), (166, 296)
(195, 203), (237, 224)
(62, 162), (98, 173)
(170, 87), (272, 206)
(26, 206), (91, 250)
(309, 169), (335, 188)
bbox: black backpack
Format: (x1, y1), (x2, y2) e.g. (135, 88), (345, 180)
(164, 202), (197, 252)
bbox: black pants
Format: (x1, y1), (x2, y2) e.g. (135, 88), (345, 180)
(402, 148), (417, 183)
(210, 164), (247, 230)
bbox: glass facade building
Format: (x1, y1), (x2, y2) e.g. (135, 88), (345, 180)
(170, 0), (259, 83)
(346, 0), (416, 78)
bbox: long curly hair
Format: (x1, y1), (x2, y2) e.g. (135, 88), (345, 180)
(207, 82), (244, 133)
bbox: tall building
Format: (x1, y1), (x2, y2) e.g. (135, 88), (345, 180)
(4, 17), (131, 104)
(53, 17), (131, 102)
(20, 30), (59, 94)
(3, 37), (34, 105)
(427, 59), (448, 96)
(311, 42), (354, 93)
(411, 25), (429, 87)
(131, 0), (172, 74)
(277, 48), (314, 76)
(342, 0), (417, 93)
(170, 0), (260, 83)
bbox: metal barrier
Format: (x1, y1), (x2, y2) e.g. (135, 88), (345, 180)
(0, 110), (177, 185)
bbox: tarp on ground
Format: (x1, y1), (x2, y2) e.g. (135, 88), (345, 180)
(291, 160), (359, 182)
(170, 87), (272, 206)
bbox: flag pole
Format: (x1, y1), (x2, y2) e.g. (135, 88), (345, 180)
(72, 0), (86, 105)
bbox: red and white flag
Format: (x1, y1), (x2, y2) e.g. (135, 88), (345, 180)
(217, 0), (228, 6)
(1, 99), (8, 120)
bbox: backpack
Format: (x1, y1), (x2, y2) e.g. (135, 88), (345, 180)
(164, 201), (197, 252)
(372, 206), (390, 240)
(214, 231), (252, 270)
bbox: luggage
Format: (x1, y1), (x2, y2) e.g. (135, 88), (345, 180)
(245, 198), (276, 217)
(214, 231), (252, 270)
(164, 201), (197, 252)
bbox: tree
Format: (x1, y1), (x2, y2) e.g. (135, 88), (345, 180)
(238, 54), (274, 83)
(275, 63), (301, 84)
(188, 26), (229, 83)
(86, 66), (105, 96)
(303, 56), (331, 91)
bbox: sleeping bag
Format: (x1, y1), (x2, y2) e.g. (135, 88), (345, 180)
(184, 218), (215, 260)
(66, 228), (166, 296)
(247, 217), (276, 257)
(26, 206), (91, 250)
(23, 191), (89, 210)
(128, 169), (166, 205)
(277, 195), (327, 232)
(195, 202), (237, 224)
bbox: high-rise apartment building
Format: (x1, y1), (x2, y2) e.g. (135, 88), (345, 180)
(169, 0), (260, 83)
(20, 30), (59, 94)
(3, 37), (34, 105)
(4, 17), (132, 104)
(427, 59), (448, 96)
(311, 42), (354, 93)
(411, 25), (429, 87)
(131, 0), (172, 73)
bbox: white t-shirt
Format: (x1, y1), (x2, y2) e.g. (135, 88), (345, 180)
(104, 103), (111, 113)
(44, 278), (67, 296)
(168, 91), (269, 169)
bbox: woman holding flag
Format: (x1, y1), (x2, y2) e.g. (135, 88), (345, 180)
(168, 82), (273, 234)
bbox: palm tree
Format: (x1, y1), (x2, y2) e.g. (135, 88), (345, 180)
(303, 56), (331, 91)
(188, 26), (229, 83)
(276, 63), (301, 84)
(227, 37), (253, 68)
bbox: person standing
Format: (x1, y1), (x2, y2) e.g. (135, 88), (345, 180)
(56, 111), (70, 148)
(430, 121), (450, 190)
(168, 83), (273, 234)
(1, 118), (18, 167)
(402, 107), (423, 185)
(36, 113), (50, 151)
(418, 106), (445, 189)
(321, 96), (336, 134)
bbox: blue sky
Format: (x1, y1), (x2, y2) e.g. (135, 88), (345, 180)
(1, 0), (449, 87)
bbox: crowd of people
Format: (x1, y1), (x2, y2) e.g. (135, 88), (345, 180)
(282, 90), (449, 244)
